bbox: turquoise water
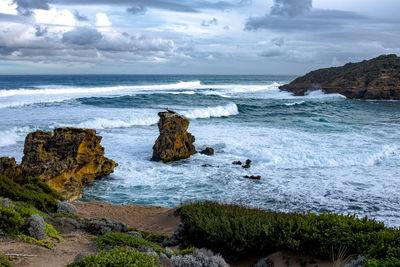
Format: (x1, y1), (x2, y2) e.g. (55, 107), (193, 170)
(1, 75), (400, 226)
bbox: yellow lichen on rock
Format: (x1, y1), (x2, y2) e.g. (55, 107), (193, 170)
(151, 110), (196, 163)
(0, 127), (117, 201)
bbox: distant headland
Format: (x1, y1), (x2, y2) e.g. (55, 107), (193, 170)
(280, 54), (400, 100)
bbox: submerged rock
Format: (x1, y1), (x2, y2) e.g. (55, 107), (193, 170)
(279, 54), (400, 100)
(20, 127), (118, 201)
(151, 110), (196, 163)
(200, 147), (214, 156)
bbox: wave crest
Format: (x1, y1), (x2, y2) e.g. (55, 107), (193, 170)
(78, 103), (239, 130)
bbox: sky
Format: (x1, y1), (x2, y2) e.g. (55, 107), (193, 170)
(0, 0), (399, 75)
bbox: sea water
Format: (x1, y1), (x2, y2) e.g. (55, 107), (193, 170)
(1, 75), (400, 226)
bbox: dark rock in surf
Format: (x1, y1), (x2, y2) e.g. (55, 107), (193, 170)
(244, 175), (261, 180)
(242, 159), (251, 169)
(151, 110), (196, 163)
(200, 147), (214, 156)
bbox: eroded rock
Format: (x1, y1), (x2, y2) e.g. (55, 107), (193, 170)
(151, 110), (196, 163)
(20, 127), (117, 201)
(0, 157), (23, 183)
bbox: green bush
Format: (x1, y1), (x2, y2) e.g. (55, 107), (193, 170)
(178, 201), (400, 266)
(94, 232), (165, 254)
(0, 175), (61, 212)
(0, 255), (11, 267)
(0, 207), (24, 235)
(128, 228), (169, 243)
(67, 247), (161, 267)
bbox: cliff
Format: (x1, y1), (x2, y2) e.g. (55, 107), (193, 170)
(279, 54), (400, 99)
(0, 127), (117, 201)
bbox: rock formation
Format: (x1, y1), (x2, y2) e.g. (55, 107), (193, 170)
(151, 110), (196, 163)
(200, 147), (214, 156)
(0, 127), (117, 201)
(279, 54), (400, 100)
(0, 157), (23, 183)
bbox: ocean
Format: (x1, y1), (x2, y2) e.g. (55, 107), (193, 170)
(1, 75), (400, 226)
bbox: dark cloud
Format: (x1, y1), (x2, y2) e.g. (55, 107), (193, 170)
(260, 48), (285, 57)
(0, 46), (17, 56)
(74, 10), (89, 21)
(201, 18), (218, 27)
(126, 5), (147, 15)
(12, 0), (51, 16)
(53, 0), (240, 13)
(271, 0), (312, 17)
(245, 9), (367, 31)
(62, 27), (103, 45)
(35, 25), (47, 37)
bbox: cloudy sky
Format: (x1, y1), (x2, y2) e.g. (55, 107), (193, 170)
(0, 0), (399, 74)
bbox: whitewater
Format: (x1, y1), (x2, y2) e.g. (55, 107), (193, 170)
(1, 75), (400, 227)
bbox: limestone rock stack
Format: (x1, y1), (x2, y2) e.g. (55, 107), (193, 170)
(151, 110), (196, 163)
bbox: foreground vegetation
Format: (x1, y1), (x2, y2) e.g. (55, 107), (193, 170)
(2, 172), (400, 266)
(68, 247), (161, 267)
(0, 175), (63, 248)
(178, 201), (400, 266)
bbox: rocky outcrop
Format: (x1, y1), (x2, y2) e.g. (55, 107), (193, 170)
(0, 127), (117, 202)
(279, 54), (400, 100)
(200, 147), (214, 156)
(151, 110), (196, 163)
(0, 157), (23, 183)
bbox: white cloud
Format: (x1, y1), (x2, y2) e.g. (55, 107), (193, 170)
(34, 7), (76, 26)
(0, 0), (18, 15)
(95, 13), (112, 27)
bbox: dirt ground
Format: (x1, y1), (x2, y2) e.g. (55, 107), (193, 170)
(0, 232), (96, 267)
(74, 201), (180, 236)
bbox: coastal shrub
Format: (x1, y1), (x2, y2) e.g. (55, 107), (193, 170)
(45, 222), (62, 242)
(128, 228), (169, 243)
(67, 247), (161, 267)
(17, 234), (54, 249)
(14, 202), (46, 218)
(0, 175), (60, 212)
(94, 232), (165, 254)
(178, 201), (400, 266)
(0, 255), (11, 267)
(0, 207), (24, 235)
